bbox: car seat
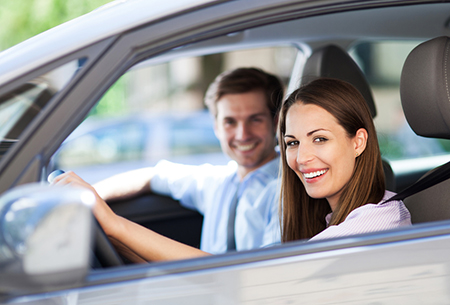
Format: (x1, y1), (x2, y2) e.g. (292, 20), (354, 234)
(400, 36), (450, 224)
(299, 45), (396, 191)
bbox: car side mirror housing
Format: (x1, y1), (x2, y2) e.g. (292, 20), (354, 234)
(0, 183), (95, 294)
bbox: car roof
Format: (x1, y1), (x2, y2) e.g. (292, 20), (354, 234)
(0, 0), (217, 86)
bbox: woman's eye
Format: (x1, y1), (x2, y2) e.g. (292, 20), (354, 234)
(313, 137), (328, 143)
(286, 140), (299, 147)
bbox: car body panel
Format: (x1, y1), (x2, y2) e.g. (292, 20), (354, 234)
(8, 222), (450, 304)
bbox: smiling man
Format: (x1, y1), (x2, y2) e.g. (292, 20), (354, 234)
(94, 67), (284, 255)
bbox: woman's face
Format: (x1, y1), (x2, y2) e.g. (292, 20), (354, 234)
(284, 102), (366, 211)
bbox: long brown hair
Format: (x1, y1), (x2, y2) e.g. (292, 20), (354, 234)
(278, 78), (385, 242)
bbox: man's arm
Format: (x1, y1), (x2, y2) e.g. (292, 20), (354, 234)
(93, 167), (155, 201)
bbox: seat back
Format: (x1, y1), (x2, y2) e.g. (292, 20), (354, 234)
(400, 36), (450, 223)
(300, 45), (395, 191)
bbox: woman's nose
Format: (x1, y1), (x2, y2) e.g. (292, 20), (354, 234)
(296, 144), (314, 165)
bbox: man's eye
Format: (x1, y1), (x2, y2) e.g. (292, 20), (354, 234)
(224, 120), (235, 126)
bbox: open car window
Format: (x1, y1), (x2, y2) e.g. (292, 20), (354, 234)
(53, 46), (299, 184)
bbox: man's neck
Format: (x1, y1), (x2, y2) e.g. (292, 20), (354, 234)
(237, 151), (278, 181)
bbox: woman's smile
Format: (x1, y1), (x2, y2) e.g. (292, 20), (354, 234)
(301, 168), (328, 181)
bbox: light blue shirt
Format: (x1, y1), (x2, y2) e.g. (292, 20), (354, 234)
(150, 156), (281, 254)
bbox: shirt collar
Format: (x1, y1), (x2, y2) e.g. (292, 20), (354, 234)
(230, 153), (280, 184)
(242, 153), (280, 182)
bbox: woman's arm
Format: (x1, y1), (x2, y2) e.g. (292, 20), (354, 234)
(52, 171), (210, 262)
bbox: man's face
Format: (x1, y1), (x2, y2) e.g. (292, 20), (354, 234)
(214, 90), (277, 178)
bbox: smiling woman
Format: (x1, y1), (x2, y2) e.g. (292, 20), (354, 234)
(278, 78), (411, 242)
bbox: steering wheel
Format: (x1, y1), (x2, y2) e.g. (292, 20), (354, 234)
(48, 170), (123, 268)
(93, 218), (123, 268)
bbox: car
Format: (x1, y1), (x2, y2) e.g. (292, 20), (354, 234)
(1, 0), (450, 303)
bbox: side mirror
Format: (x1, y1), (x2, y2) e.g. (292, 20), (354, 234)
(0, 183), (95, 294)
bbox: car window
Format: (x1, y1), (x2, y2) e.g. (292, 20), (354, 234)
(0, 59), (85, 160)
(54, 46), (298, 184)
(350, 41), (450, 161)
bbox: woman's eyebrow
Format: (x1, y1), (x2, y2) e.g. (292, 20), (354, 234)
(307, 128), (328, 137)
(284, 134), (295, 139)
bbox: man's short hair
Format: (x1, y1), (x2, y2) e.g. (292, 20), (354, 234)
(204, 67), (284, 120)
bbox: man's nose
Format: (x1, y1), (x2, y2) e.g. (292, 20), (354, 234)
(236, 122), (251, 140)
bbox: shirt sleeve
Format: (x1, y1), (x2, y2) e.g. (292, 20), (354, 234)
(310, 199), (411, 241)
(150, 160), (235, 214)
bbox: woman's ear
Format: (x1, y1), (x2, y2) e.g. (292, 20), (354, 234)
(354, 128), (368, 157)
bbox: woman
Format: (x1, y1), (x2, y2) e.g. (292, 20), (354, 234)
(278, 78), (411, 242)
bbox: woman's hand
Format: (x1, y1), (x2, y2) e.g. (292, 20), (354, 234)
(51, 171), (120, 237)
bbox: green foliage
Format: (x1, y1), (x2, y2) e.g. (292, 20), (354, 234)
(0, 0), (112, 51)
(0, 0), (123, 116)
(90, 74), (128, 118)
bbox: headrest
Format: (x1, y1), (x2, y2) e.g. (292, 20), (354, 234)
(301, 45), (377, 118)
(400, 36), (450, 139)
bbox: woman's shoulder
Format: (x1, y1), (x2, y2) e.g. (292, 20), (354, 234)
(348, 190), (411, 223)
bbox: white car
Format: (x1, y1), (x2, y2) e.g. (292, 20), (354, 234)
(1, 0), (450, 304)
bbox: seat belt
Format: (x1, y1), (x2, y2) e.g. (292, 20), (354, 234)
(383, 160), (450, 203)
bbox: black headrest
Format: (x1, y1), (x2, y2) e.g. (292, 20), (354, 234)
(301, 45), (377, 118)
(400, 36), (450, 139)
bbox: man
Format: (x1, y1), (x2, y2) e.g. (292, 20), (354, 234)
(92, 67), (284, 257)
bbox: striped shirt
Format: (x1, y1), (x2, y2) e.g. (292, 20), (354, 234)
(310, 191), (412, 241)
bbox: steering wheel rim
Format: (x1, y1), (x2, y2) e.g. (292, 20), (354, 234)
(93, 218), (124, 268)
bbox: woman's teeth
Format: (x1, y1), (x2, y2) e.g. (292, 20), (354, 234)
(303, 170), (327, 179)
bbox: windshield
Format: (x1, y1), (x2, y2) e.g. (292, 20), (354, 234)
(0, 59), (85, 160)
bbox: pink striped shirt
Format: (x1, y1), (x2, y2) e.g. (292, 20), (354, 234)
(310, 191), (412, 241)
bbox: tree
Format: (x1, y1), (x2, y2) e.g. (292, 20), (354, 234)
(0, 0), (111, 51)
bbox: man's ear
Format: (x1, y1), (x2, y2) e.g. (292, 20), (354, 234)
(354, 128), (368, 156)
